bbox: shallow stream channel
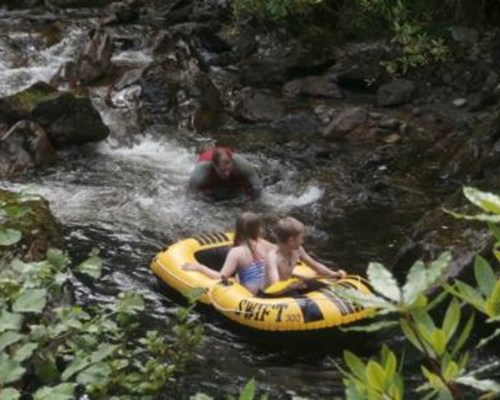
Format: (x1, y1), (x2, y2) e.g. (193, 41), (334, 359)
(0, 8), (474, 399)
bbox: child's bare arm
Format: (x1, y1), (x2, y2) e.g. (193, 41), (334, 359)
(183, 248), (240, 280)
(266, 251), (281, 285)
(182, 262), (221, 279)
(219, 248), (240, 279)
(299, 247), (346, 278)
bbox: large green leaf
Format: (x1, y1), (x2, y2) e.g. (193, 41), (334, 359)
(336, 287), (395, 310)
(421, 366), (445, 391)
(0, 311), (24, 333)
(0, 354), (25, 385)
(46, 249), (70, 271)
(444, 210), (500, 223)
(451, 314), (475, 356)
(0, 388), (20, 400)
(474, 256), (496, 297)
(413, 309), (437, 331)
(429, 329), (447, 356)
(343, 351), (367, 381)
(494, 242), (500, 264)
(75, 253), (103, 279)
(445, 282), (485, 313)
(366, 360), (386, 391)
(0, 331), (25, 352)
(400, 319), (423, 351)
(61, 355), (92, 381)
(113, 292), (145, 315)
(186, 287), (208, 303)
(238, 378), (256, 400)
(485, 280), (500, 318)
(442, 360), (459, 380)
(76, 362), (112, 385)
(0, 228), (22, 246)
(33, 383), (76, 400)
(190, 394), (213, 400)
(367, 262), (401, 302)
(90, 343), (118, 363)
(426, 252), (451, 287)
(402, 260), (427, 305)
(442, 299), (460, 342)
(13, 342), (38, 362)
(12, 289), (47, 314)
(381, 345), (397, 378)
(464, 187), (500, 214)
(425, 291), (449, 312)
(340, 320), (399, 333)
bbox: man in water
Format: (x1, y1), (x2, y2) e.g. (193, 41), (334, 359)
(187, 147), (262, 201)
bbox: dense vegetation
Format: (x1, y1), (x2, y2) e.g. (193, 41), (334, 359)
(0, 194), (203, 399)
(231, 0), (498, 75)
(338, 187), (500, 399)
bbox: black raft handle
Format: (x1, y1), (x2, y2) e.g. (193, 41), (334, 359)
(220, 275), (232, 286)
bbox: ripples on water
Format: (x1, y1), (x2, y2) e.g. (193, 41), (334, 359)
(0, 18), (405, 399)
(3, 133), (338, 398)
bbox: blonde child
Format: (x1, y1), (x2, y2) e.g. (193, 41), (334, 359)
(267, 216), (346, 285)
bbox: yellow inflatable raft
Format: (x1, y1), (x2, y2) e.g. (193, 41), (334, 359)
(151, 232), (373, 333)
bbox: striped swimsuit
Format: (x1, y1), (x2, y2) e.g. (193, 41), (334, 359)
(237, 255), (266, 294)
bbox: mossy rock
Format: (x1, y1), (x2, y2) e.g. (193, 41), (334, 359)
(0, 189), (62, 264)
(9, 81), (58, 113)
(0, 82), (57, 125)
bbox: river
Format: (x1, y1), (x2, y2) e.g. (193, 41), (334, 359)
(0, 9), (443, 399)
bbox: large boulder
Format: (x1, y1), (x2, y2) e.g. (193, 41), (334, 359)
(0, 82), (109, 148)
(51, 30), (113, 87)
(0, 81), (57, 125)
(31, 92), (110, 147)
(323, 107), (368, 137)
(139, 32), (223, 131)
(233, 88), (284, 123)
(377, 79), (416, 107)
(0, 121), (55, 178)
(282, 74), (343, 99)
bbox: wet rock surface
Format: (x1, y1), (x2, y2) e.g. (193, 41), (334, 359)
(0, 120), (55, 177)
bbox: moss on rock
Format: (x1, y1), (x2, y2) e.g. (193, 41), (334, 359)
(0, 189), (62, 264)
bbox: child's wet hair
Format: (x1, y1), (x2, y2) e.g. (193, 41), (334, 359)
(234, 212), (261, 245)
(273, 217), (305, 243)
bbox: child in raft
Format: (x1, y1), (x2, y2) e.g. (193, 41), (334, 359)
(182, 212), (276, 295)
(267, 216), (346, 286)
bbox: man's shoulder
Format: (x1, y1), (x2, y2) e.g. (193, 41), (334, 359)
(188, 162), (212, 188)
(232, 154), (256, 175)
(191, 161), (212, 177)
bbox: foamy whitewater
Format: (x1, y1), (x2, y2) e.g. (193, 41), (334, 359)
(1, 20), (323, 239)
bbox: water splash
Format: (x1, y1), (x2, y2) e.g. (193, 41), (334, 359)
(263, 184), (324, 209)
(0, 25), (87, 96)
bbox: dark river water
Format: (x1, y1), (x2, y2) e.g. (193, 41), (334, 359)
(0, 10), (476, 399)
(3, 131), (419, 398)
